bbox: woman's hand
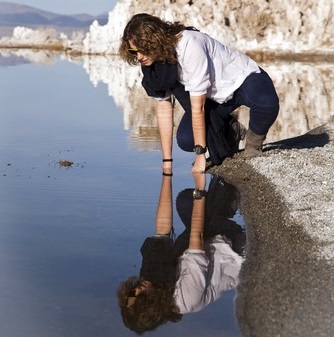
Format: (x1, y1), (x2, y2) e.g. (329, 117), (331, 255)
(162, 162), (173, 175)
(192, 170), (206, 189)
(192, 154), (206, 173)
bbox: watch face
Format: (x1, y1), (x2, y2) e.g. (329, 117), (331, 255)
(194, 145), (206, 155)
(193, 189), (206, 199)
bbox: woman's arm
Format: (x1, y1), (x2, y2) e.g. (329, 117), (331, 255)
(155, 174), (173, 235)
(156, 99), (174, 172)
(189, 173), (206, 250)
(190, 95), (207, 173)
(177, 32), (210, 172)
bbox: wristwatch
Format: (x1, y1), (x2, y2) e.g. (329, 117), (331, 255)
(193, 145), (207, 155)
(193, 189), (206, 199)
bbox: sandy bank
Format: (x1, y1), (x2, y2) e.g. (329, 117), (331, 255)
(211, 122), (334, 336)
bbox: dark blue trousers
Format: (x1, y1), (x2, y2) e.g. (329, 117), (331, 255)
(176, 69), (279, 152)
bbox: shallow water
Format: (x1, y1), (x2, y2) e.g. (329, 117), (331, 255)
(0, 57), (245, 336)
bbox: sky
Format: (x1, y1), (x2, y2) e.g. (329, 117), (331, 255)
(10, 0), (118, 15)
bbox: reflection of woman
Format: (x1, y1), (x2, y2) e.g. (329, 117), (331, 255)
(117, 172), (245, 333)
(117, 172), (181, 333)
(174, 174), (245, 313)
(119, 13), (279, 173)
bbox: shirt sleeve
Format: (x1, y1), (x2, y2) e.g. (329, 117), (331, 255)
(154, 94), (172, 101)
(178, 34), (211, 96)
(173, 249), (209, 313)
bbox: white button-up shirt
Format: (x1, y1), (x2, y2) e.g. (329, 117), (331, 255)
(176, 30), (260, 103)
(174, 235), (243, 314)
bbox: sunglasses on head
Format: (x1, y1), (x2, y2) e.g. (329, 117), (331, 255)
(128, 48), (140, 56)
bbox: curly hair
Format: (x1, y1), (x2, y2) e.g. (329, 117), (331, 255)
(117, 276), (182, 334)
(119, 13), (185, 65)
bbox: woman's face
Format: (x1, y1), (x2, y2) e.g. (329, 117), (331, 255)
(126, 280), (152, 308)
(128, 40), (155, 66)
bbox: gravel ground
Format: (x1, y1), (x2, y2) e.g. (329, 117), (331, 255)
(211, 122), (334, 337)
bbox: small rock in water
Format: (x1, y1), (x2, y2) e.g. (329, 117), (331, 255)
(57, 160), (74, 168)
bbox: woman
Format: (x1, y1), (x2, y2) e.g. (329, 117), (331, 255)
(119, 13), (279, 173)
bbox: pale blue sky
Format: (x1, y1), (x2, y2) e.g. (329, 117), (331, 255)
(11, 0), (118, 15)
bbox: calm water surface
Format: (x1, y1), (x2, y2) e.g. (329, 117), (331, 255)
(0, 58), (244, 336)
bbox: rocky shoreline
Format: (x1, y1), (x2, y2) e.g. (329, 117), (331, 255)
(211, 122), (334, 336)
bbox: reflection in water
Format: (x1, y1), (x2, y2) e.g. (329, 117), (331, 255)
(1, 49), (333, 149)
(117, 173), (245, 333)
(74, 54), (334, 148)
(0, 49), (60, 66)
(0, 53), (30, 66)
